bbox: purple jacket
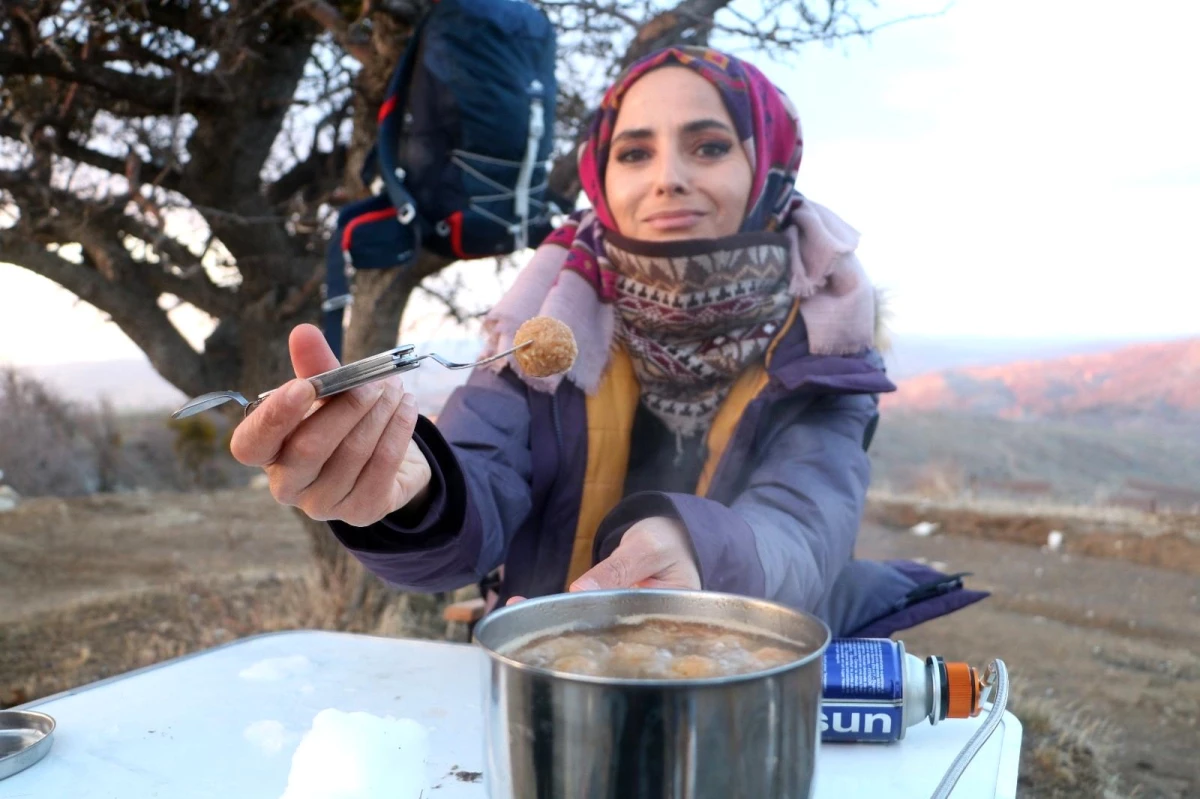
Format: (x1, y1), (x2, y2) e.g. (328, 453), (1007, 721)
(331, 318), (987, 638)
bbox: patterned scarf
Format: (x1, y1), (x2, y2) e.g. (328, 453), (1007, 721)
(604, 229), (792, 436)
(483, 47), (878, 436)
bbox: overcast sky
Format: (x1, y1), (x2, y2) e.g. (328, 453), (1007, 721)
(2, 0), (1197, 366)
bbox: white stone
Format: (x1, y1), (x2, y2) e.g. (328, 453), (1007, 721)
(909, 521), (938, 537)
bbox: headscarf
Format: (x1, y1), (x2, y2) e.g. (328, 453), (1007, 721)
(545, 45), (806, 299)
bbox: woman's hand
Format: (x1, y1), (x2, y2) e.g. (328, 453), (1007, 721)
(571, 516), (701, 591)
(506, 516), (700, 606)
(229, 324), (432, 527)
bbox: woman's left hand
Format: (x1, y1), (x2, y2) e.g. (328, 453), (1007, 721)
(572, 516), (700, 592)
(504, 517), (700, 606)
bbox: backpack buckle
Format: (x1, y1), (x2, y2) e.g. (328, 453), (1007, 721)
(321, 293), (353, 313)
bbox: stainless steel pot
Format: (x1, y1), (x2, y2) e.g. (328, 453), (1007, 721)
(473, 589), (831, 799)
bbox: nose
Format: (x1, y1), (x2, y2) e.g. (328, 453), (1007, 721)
(652, 149), (689, 196)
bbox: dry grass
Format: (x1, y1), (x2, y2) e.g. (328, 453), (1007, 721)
(869, 488), (1199, 536)
(866, 493), (1200, 577)
(1012, 692), (1125, 798)
(0, 574), (471, 709)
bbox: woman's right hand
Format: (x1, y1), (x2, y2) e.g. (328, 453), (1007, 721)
(229, 324), (432, 527)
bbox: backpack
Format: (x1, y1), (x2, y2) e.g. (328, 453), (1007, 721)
(322, 0), (562, 358)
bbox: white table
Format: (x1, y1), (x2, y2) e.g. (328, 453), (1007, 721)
(1, 630), (1022, 798)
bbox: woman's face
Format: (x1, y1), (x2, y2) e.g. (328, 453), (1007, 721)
(604, 67), (753, 241)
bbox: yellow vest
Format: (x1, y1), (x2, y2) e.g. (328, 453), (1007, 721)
(564, 301), (801, 586)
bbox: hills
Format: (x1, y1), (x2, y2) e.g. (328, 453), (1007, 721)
(883, 337), (1200, 426)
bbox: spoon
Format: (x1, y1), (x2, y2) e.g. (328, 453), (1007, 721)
(171, 340), (530, 419)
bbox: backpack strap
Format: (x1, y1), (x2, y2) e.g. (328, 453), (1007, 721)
(512, 80), (547, 251)
(322, 239), (351, 359)
(322, 20), (427, 361)
(375, 18), (429, 248)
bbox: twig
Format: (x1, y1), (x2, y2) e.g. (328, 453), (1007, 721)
(291, 0), (375, 63)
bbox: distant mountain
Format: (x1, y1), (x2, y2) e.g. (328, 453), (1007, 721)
(21, 359), (187, 412)
(881, 335), (1141, 380)
(884, 337), (1200, 424)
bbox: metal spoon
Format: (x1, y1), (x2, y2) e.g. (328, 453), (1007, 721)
(171, 340), (530, 419)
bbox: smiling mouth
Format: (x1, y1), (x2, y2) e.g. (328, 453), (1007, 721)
(644, 210), (705, 230)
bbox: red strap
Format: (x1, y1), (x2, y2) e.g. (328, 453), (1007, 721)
(341, 208), (398, 252)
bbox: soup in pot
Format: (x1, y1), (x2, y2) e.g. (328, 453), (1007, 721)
(502, 616), (807, 680)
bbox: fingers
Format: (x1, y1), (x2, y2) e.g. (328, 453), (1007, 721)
(265, 373), (392, 500)
(569, 517), (699, 592)
(505, 596), (527, 607)
(318, 391), (423, 526)
(570, 532), (657, 592)
(281, 378), (407, 517)
(289, 323), (340, 379)
(229, 323), (333, 469)
(229, 378), (316, 467)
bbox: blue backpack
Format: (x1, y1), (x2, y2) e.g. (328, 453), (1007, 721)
(323, 0), (561, 357)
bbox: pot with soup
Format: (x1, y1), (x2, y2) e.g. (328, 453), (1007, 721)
(472, 588), (831, 799)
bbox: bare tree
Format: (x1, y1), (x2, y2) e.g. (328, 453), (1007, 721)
(0, 0), (923, 625)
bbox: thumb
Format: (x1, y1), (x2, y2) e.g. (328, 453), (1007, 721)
(289, 323), (340, 379)
(570, 537), (653, 592)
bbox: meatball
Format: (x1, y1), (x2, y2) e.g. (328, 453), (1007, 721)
(609, 642), (667, 678)
(668, 654), (721, 679)
(520, 635), (605, 667)
(513, 316), (578, 377)
(551, 655), (603, 676)
(752, 647), (797, 669)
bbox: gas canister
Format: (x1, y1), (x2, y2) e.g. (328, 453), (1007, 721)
(821, 638), (985, 743)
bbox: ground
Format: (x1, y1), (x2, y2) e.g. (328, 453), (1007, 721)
(2, 487), (1197, 798)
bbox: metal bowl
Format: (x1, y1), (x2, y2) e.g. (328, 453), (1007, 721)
(0, 710), (56, 781)
(473, 589), (831, 799)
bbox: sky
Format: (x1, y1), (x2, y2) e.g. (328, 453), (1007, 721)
(1, 0), (1198, 366)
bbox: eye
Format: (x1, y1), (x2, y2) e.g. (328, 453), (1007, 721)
(615, 147), (651, 164)
(696, 140), (733, 158)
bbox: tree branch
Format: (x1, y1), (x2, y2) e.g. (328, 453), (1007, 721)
(0, 231), (213, 397)
(621, 0), (730, 67)
(0, 51), (227, 116)
(291, 0), (374, 63)
(113, 218), (239, 318)
(266, 144), (348, 206)
(0, 118), (184, 194)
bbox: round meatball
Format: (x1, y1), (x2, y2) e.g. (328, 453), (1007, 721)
(609, 642), (666, 678)
(752, 646), (797, 669)
(551, 654), (603, 676)
(668, 654), (721, 679)
(520, 635), (602, 666)
(513, 316), (578, 377)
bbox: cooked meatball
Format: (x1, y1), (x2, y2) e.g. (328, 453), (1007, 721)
(551, 655), (603, 675)
(668, 654), (720, 679)
(513, 316), (578, 377)
(522, 636), (605, 666)
(608, 642), (667, 677)
(752, 647), (797, 669)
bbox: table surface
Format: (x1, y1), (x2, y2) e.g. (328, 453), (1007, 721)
(1, 630), (1021, 798)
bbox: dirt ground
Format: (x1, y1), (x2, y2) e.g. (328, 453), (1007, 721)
(2, 487), (1197, 797)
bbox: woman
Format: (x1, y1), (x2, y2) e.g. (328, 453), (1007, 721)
(231, 46), (986, 637)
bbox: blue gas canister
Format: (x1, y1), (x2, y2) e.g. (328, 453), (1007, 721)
(820, 638), (983, 743)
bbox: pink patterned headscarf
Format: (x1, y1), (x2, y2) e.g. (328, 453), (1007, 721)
(544, 45), (805, 300)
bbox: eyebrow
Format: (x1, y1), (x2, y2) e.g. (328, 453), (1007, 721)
(611, 118), (734, 143)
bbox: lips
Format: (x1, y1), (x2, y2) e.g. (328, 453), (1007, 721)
(643, 210), (705, 231)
